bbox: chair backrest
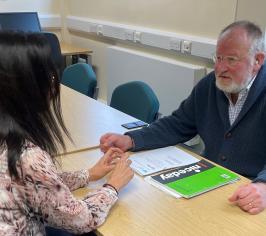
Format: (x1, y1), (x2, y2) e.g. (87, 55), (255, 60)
(110, 81), (160, 123)
(61, 63), (97, 98)
(42, 32), (63, 76)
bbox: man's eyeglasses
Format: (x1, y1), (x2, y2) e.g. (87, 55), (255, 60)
(212, 55), (241, 66)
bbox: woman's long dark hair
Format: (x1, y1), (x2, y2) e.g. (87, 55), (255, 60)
(0, 31), (70, 178)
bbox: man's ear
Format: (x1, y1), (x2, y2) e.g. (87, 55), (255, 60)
(253, 52), (265, 72)
(255, 52), (265, 66)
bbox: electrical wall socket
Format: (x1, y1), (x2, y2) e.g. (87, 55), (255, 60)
(67, 16), (215, 59)
(169, 38), (181, 51)
(96, 24), (103, 36)
(181, 40), (192, 54)
(89, 23), (98, 33)
(125, 30), (134, 41)
(134, 31), (142, 43)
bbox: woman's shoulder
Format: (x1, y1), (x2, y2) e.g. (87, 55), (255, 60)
(21, 142), (51, 162)
(19, 142), (55, 178)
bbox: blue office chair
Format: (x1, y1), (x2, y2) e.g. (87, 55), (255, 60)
(110, 81), (160, 123)
(61, 63), (97, 98)
(42, 32), (64, 76)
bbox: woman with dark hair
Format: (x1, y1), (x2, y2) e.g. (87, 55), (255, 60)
(0, 31), (134, 236)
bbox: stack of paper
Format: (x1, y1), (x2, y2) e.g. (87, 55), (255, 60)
(129, 146), (240, 199)
(129, 146), (199, 176)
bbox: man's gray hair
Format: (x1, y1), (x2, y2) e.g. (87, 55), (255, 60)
(219, 20), (265, 54)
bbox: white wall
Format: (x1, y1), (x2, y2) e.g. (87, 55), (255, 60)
(0, 0), (60, 14)
(0, 0), (64, 38)
(2, 0), (266, 101)
(66, 0), (237, 39)
(64, 0), (234, 99)
(236, 0), (266, 28)
(63, 0), (266, 100)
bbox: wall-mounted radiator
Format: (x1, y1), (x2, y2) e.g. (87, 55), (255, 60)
(107, 46), (206, 117)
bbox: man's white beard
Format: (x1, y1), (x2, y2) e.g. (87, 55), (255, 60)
(215, 76), (252, 93)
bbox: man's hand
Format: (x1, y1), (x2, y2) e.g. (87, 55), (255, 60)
(228, 182), (266, 214)
(100, 133), (133, 153)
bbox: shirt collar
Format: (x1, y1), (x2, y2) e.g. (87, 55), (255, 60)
(246, 74), (256, 90)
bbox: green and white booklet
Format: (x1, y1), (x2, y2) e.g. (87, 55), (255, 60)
(145, 159), (240, 198)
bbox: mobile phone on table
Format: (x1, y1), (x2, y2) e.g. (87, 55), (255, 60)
(121, 121), (148, 129)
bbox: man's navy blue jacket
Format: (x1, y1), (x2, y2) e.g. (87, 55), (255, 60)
(128, 63), (266, 181)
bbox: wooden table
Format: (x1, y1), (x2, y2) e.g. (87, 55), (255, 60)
(58, 148), (266, 236)
(60, 85), (138, 154)
(59, 85), (266, 235)
(60, 42), (93, 64)
(60, 42), (93, 56)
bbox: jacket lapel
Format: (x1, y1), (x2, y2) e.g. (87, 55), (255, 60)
(230, 64), (266, 131)
(216, 87), (231, 130)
